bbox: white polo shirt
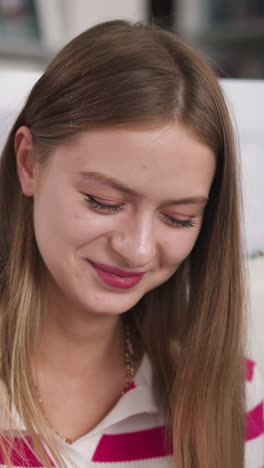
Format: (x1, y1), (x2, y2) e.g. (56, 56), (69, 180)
(0, 354), (263, 467)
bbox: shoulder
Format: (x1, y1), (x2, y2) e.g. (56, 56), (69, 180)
(244, 358), (264, 468)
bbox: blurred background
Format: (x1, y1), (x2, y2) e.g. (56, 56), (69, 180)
(0, 0), (263, 77)
(0, 0), (263, 370)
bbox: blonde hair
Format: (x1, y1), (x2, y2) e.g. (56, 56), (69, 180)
(0, 20), (246, 467)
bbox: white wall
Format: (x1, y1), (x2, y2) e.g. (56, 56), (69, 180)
(220, 80), (264, 374)
(63, 0), (147, 42)
(35, 0), (147, 48)
(220, 80), (264, 255)
(0, 70), (41, 149)
(247, 257), (264, 376)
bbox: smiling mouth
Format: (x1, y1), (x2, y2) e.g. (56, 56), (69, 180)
(87, 260), (145, 289)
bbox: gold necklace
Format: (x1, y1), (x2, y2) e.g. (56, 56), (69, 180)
(35, 317), (135, 445)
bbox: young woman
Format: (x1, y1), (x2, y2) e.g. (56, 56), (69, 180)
(0, 20), (263, 468)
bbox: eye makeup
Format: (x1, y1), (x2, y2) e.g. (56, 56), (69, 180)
(85, 194), (124, 212)
(84, 194), (197, 229)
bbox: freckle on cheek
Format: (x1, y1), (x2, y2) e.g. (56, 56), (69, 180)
(80, 261), (87, 271)
(73, 211), (80, 220)
(94, 294), (100, 303)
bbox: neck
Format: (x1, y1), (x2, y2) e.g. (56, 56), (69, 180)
(32, 286), (125, 380)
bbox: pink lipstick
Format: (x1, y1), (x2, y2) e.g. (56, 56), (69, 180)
(88, 261), (144, 289)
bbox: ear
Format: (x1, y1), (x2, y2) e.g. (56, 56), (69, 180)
(15, 126), (38, 197)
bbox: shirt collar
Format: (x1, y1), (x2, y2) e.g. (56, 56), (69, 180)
(84, 353), (159, 437)
(1, 353), (158, 437)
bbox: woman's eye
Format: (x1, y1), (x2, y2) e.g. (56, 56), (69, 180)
(163, 214), (196, 228)
(85, 195), (196, 227)
(85, 194), (124, 212)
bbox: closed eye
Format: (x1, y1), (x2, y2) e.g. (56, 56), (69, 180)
(85, 194), (124, 212)
(162, 214), (196, 228)
(85, 194), (197, 228)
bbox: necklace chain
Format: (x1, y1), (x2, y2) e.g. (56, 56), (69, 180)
(35, 316), (135, 445)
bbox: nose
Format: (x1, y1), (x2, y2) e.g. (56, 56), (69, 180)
(110, 213), (156, 269)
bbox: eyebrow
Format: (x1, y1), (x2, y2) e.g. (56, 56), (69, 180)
(78, 171), (208, 206)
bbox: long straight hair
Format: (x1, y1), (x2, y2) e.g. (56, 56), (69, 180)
(0, 20), (246, 467)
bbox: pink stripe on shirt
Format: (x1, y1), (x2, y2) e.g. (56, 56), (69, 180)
(245, 358), (255, 382)
(246, 403), (264, 441)
(92, 425), (172, 462)
(0, 437), (48, 467)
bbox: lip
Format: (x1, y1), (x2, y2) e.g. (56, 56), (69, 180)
(89, 261), (144, 277)
(87, 260), (145, 289)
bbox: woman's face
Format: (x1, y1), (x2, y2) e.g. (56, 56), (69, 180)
(31, 123), (215, 315)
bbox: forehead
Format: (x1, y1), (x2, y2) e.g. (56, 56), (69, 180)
(49, 123), (216, 199)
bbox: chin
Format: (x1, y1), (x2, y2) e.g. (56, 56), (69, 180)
(79, 289), (146, 316)
(87, 298), (140, 316)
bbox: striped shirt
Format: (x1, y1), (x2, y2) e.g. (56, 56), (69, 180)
(0, 354), (263, 467)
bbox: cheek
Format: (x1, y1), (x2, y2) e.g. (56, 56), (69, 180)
(162, 226), (201, 267)
(33, 188), (111, 254)
(32, 184), (79, 262)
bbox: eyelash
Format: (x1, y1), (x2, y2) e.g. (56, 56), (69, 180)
(85, 195), (196, 228)
(85, 194), (124, 212)
(163, 214), (196, 228)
